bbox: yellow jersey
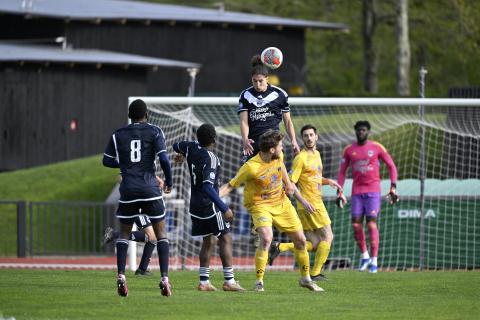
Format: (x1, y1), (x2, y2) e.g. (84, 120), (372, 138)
(229, 153), (286, 209)
(290, 149), (324, 209)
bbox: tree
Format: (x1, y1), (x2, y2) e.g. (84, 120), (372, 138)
(362, 0), (378, 94)
(396, 0), (410, 96)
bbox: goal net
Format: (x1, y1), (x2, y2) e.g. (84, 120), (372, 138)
(134, 97), (480, 271)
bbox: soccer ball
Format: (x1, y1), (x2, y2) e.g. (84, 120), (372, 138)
(260, 47), (283, 70)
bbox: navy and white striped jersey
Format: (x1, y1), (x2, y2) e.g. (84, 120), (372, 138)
(103, 122), (168, 203)
(238, 84), (290, 141)
(173, 141), (221, 217)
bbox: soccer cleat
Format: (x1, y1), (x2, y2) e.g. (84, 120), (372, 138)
(135, 268), (153, 276)
(254, 281), (265, 292)
(198, 282), (218, 291)
(117, 274), (128, 297)
(310, 273), (328, 281)
(368, 264), (378, 274)
(102, 227), (114, 246)
(358, 258), (372, 271)
(222, 281), (245, 292)
(268, 241), (281, 266)
(299, 279), (324, 292)
(159, 279), (173, 297)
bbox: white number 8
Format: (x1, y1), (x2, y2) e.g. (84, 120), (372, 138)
(130, 140), (141, 162)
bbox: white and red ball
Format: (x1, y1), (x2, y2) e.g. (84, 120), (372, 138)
(260, 47), (283, 70)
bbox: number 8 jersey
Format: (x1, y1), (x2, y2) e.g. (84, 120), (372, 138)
(103, 122), (167, 203)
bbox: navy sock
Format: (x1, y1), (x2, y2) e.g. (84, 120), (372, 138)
(116, 239), (129, 274)
(139, 241), (156, 271)
(157, 238), (169, 277)
(129, 231), (146, 242)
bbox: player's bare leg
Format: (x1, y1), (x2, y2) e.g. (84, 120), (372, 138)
(197, 235), (217, 291)
(219, 233), (245, 291)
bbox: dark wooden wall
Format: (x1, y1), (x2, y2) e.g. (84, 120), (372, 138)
(0, 65), (146, 171)
(66, 22), (305, 95)
(0, 14), (307, 171)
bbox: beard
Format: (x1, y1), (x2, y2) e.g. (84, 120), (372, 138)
(271, 152), (281, 160)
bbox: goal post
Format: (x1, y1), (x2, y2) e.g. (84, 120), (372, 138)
(131, 96), (480, 271)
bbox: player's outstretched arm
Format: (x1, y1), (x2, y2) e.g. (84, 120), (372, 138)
(172, 142), (186, 164)
(282, 112), (300, 155)
(322, 177), (342, 191)
(239, 112), (254, 156)
(219, 183), (234, 198)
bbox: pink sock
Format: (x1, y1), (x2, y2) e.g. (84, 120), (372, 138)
(367, 221), (379, 258)
(352, 223), (367, 253)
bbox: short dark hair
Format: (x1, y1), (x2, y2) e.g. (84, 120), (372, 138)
(128, 99), (147, 120)
(300, 124), (317, 136)
(354, 120), (371, 130)
(259, 129), (284, 152)
(251, 54), (269, 77)
(197, 123), (216, 147)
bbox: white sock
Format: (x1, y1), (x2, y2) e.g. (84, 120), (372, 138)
(200, 280), (210, 285)
(371, 257), (378, 265)
(361, 251), (370, 259)
(225, 278), (236, 285)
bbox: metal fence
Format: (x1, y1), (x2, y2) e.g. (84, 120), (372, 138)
(0, 200), (116, 257)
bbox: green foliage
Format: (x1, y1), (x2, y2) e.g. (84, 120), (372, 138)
(146, 0), (480, 97)
(0, 269), (478, 319)
(0, 155), (118, 201)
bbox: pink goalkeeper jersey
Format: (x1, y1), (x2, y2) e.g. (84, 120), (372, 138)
(337, 140), (397, 195)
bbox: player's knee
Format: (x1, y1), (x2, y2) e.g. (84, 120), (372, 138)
(259, 235), (272, 250)
(367, 221), (378, 230)
(293, 234), (306, 250)
(352, 223), (363, 232)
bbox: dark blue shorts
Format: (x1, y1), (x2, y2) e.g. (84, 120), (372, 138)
(116, 199), (165, 224)
(133, 215), (152, 230)
(190, 209), (231, 238)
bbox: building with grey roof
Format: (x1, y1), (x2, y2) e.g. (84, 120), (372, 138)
(0, 0), (348, 170)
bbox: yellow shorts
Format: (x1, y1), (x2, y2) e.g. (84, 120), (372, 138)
(248, 199), (302, 233)
(298, 201), (331, 231)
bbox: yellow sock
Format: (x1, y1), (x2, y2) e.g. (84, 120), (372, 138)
(311, 241), (331, 276)
(293, 247), (310, 278)
(306, 241), (313, 251)
(279, 241), (313, 252)
(255, 248), (268, 281)
(278, 242), (294, 252)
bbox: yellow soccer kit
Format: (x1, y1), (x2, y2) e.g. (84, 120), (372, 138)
(229, 153), (302, 233)
(290, 149), (331, 231)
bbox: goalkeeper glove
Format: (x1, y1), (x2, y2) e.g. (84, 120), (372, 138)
(386, 184), (399, 204)
(336, 192), (347, 209)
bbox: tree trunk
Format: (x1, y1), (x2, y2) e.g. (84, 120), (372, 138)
(362, 0), (377, 94)
(396, 0), (411, 96)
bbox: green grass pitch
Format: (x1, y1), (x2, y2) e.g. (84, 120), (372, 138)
(0, 269), (478, 319)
